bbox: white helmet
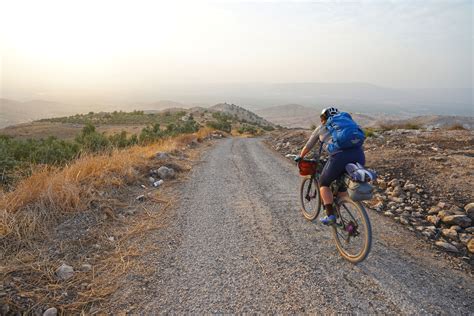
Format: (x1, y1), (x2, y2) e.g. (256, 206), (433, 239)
(320, 107), (339, 119)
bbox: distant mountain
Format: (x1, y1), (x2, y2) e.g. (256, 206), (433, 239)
(209, 103), (274, 126)
(378, 115), (474, 130)
(157, 82), (472, 116)
(255, 104), (378, 128)
(144, 100), (190, 111)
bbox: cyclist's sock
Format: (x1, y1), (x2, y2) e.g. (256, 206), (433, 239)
(324, 203), (334, 216)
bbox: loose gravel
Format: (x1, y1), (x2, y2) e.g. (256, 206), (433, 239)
(110, 137), (473, 314)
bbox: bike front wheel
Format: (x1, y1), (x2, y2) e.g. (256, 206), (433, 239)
(299, 176), (322, 221)
(332, 197), (372, 263)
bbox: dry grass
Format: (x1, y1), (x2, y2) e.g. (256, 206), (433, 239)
(446, 123), (467, 131)
(0, 128), (215, 313)
(1, 129), (213, 248)
(378, 122), (422, 131)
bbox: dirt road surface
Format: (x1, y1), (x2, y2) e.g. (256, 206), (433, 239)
(111, 138), (473, 314)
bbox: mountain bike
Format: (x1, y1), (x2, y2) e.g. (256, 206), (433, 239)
(287, 154), (372, 263)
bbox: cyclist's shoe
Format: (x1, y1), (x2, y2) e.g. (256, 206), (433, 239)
(320, 214), (336, 225)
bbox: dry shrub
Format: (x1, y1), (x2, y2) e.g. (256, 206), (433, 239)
(0, 128), (215, 313)
(446, 123), (467, 131)
(0, 129), (213, 252)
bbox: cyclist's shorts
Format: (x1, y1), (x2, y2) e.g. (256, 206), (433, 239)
(320, 146), (365, 189)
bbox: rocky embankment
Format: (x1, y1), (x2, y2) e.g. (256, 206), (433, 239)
(267, 128), (474, 259)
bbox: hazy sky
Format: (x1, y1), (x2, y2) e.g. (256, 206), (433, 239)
(0, 0), (472, 102)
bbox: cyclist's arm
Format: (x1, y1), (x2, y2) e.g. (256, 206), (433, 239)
(300, 125), (321, 158)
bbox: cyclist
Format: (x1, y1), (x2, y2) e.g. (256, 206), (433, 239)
(296, 107), (365, 225)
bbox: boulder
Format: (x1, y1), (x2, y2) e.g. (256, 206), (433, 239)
(464, 203), (474, 220)
(157, 166), (176, 179)
(441, 215), (472, 228)
(56, 264), (74, 280)
(435, 241), (458, 252)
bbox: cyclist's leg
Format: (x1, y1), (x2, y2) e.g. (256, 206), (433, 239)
(319, 153), (347, 223)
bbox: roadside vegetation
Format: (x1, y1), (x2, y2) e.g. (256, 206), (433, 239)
(39, 110), (188, 126)
(206, 111), (274, 135)
(0, 117), (199, 189)
(0, 127), (214, 314)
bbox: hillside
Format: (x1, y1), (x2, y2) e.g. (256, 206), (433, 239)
(378, 115), (474, 130)
(255, 104), (380, 128)
(209, 103), (274, 127)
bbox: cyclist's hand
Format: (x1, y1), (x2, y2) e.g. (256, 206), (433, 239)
(294, 155), (302, 162)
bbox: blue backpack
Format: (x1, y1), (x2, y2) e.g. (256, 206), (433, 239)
(325, 112), (365, 152)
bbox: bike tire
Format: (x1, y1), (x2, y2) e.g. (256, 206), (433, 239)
(331, 197), (372, 263)
(299, 176), (322, 221)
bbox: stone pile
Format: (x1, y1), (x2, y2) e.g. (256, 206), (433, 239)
(372, 176), (473, 254)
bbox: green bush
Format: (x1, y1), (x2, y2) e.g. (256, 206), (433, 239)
(364, 128), (376, 138)
(206, 120), (231, 133)
(237, 124), (258, 135)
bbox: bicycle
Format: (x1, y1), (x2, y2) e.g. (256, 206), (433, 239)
(287, 154), (372, 263)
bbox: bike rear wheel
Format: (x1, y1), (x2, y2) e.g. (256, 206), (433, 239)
(299, 176), (322, 221)
(331, 197), (372, 263)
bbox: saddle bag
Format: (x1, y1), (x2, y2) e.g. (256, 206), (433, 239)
(345, 163), (377, 201)
(347, 181), (374, 201)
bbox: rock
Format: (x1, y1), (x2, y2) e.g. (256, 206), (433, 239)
(384, 211), (394, 217)
(435, 241), (459, 252)
(157, 166), (176, 179)
(390, 186), (403, 197)
(467, 239), (474, 254)
(429, 156), (447, 162)
(404, 183), (416, 192)
(422, 226), (437, 238)
(427, 215), (440, 226)
(441, 229), (458, 240)
(437, 201), (447, 209)
(149, 177), (155, 183)
(108, 236), (115, 242)
(389, 196), (404, 203)
(427, 206), (440, 215)
(153, 179), (164, 187)
(136, 195), (145, 202)
(450, 225), (462, 232)
(43, 307), (57, 316)
(437, 210), (454, 219)
(400, 217), (410, 225)
(464, 203), (474, 220)
(404, 206), (413, 212)
(465, 227), (474, 233)
(412, 211), (424, 218)
(156, 152), (170, 160)
(81, 264), (92, 272)
(441, 215), (472, 228)
(377, 180), (387, 190)
(459, 234), (471, 245)
(56, 264), (74, 280)
(388, 178), (400, 188)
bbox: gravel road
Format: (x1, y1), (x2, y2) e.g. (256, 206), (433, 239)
(113, 137), (473, 314)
